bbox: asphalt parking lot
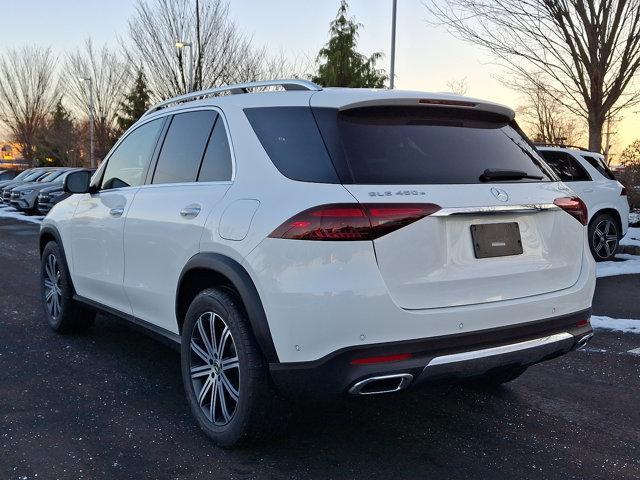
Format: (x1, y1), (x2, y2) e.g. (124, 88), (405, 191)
(0, 216), (639, 480)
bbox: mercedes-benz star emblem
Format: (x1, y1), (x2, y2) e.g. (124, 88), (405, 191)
(490, 187), (509, 202)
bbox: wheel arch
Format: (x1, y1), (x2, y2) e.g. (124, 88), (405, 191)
(39, 224), (77, 295)
(176, 253), (279, 363)
(590, 208), (622, 237)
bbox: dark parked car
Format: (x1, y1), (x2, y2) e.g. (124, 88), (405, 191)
(37, 169), (95, 215)
(9, 168), (74, 214)
(0, 168), (56, 204)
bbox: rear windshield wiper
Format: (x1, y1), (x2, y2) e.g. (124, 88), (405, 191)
(480, 169), (543, 182)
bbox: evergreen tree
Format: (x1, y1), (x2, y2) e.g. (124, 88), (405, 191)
(312, 0), (387, 88)
(35, 100), (78, 167)
(117, 70), (151, 132)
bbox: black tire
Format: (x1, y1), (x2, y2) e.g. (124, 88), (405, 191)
(40, 241), (95, 333)
(588, 213), (620, 262)
(181, 288), (275, 448)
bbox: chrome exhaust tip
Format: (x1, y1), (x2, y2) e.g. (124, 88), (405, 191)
(348, 373), (413, 395)
(575, 333), (594, 350)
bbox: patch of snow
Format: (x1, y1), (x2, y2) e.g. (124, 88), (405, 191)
(0, 206), (42, 224)
(596, 253), (640, 277)
(591, 315), (640, 334)
(630, 210), (640, 226)
(621, 227), (640, 247)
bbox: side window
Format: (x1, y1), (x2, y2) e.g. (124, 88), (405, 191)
(152, 110), (217, 185)
(539, 151), (591, 182)
(101, 119), (164, 190)
(198, 116), (233, 182)
(582, 155), (616, 180)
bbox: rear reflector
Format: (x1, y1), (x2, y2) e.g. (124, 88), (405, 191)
(269, 203), (441, 241)
(350, 353), (413, 365)
(576, 319), (590, 327)
(553, 197), (588, 225)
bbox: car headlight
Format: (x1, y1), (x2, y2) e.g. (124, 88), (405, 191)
(20, 190), (34, 196)
(49, 191), (65, 197)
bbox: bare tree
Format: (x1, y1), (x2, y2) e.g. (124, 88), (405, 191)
(0, 46), (59, 165)
(63, 39), (130, 162)
(509, 75), (584, 145)
(446, 77), (469, 95)
(125, 0), (297, 101)
(426, 0), (640, 152)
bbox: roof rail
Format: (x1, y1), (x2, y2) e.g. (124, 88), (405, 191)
(144, 79), (322, 116)
(534, 142), (599, 153)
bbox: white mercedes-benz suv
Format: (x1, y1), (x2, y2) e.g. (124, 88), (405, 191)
(535, 145), (629, 261)
(39, 80), (595, 447)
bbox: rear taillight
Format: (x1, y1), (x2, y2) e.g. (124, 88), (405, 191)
(553, 197), (588, 225)
(269, 203), (441, 240)
(621, 186), (627, 196)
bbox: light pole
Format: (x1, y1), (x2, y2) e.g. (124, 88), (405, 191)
(81, 77), (95, 168)
(175, 41), (194, 93)
(390, 0), (397, 89)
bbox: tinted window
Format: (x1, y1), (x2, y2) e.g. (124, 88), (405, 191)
(101, 119), (164, 190)
(314, 107), (553, 184)
(11, 170), (32, 181)
(198, 117), (233, 182)
(244, 107), (339, 183)
(539, 151), (591, 182)
(152, 111), (216, 185)
(0, 171), (17, 180)
(24, 170), (48, 182)
(582, 155), (616, 180)
(38, 170), (66, 182)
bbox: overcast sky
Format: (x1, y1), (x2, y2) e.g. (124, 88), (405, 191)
(1, 0), (638, 155)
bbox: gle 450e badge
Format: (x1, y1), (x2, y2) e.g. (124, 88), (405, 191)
(369, 190), (427, 197)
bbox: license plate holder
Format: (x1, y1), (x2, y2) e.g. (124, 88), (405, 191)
(470, 222), (523, 259)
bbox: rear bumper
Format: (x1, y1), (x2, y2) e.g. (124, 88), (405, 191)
(270, 309), (593, 397)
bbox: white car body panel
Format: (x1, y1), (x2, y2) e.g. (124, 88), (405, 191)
(245, 235), (594, 362)
(70, 188), (138, 314)
(122, 182), (231, 333)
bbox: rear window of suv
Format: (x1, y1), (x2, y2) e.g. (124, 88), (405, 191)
(582, 154), (616, 180)
(246, 106), (553, 184)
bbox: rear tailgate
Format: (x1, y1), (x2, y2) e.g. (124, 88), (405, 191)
(310, 99), (585, 309)
(344, 183), (583, 309)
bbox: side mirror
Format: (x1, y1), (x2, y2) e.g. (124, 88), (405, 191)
(64, 170), (92, 194)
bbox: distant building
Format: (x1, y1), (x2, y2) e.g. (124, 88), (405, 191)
(0, 141), (28, 170)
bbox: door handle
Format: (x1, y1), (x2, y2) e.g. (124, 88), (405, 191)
(180, 205), (201, 218)
(109, 207), (125, 217)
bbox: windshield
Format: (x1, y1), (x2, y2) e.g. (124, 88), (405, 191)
(38, 170), (65, 182)
(23, 170), (47, 182)
(13, 170), (32, 181)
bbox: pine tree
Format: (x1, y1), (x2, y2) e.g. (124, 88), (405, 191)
(312, 0), (387, 88)
(35, 100), (78, 167)
(117, 70), (152, 132)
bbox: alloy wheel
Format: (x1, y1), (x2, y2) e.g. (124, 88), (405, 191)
(43, 253), (62, 319)
(189, 312), (240, 426)
(592, 219), (618, 259)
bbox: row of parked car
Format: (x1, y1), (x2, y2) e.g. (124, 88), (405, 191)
(0, 167), (95, 215)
